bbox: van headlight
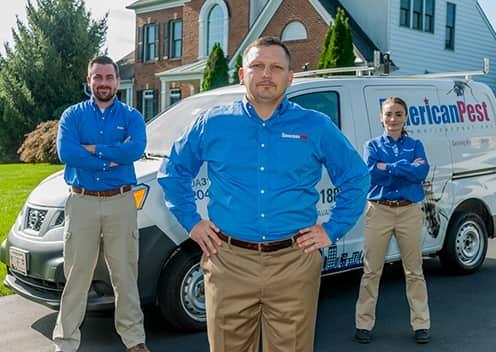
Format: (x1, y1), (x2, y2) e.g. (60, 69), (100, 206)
(133, 184), (149, 210)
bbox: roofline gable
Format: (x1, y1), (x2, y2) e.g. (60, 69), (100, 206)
(476, 1), (496, 41)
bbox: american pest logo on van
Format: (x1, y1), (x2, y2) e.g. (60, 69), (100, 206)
(281, 132), (308, 140)
(380, 98), (490, 126)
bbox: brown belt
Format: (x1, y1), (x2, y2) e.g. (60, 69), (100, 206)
(371, 199), (412, 207)
(217, 231), (302, 252)
(71, 185), (132, 197)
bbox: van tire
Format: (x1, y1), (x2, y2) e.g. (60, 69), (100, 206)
(157, 248), (206, 331)
(439, 212), (488, 274)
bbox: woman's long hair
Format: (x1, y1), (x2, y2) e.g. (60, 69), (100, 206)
(380, 96), (409, 136)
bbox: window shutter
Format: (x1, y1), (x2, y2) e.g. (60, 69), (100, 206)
(163, 21), (169, 59)
(136, 27), (144, 63)
(153, 89), (159, 116)
(155, 23), (160, 60)
(136, 90), (143, 113)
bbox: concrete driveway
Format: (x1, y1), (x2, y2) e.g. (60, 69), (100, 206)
(2, 241), (496, 352)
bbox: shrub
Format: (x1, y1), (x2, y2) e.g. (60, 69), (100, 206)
(17, 120), (59, 163)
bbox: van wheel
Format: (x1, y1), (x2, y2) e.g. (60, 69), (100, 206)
(439, 212), (488, 274)
(157, 248), (206, 331)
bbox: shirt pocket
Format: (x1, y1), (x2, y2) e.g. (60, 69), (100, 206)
(273, 137), (315, 176)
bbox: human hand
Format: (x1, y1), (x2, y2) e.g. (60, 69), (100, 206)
(413, 158), (425, 164)
(82, 144), (96, 154)
(296, 224), (332, 254)
(376, 162), (387, 170)
(109, 161), (119, 167)
(190, 220), (222, 256)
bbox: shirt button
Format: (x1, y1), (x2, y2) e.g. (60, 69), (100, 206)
(96, 177), (100, 181)
(99, 130), (103, 134)
(260, 189), (265, 194)
(260, 166), (265, 171)
(262, 236), (266, 240)
(262, 123), (266, 127)
(261, 213), (265, 218)
(261, 143), (265, 148)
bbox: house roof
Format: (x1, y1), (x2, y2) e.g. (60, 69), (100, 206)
(117, 51), (135, 81)
(316, 0), (380, 63)
(126, 0), (187, 10)
(229, 0), (379, 67)
(155, 59), (207, 81)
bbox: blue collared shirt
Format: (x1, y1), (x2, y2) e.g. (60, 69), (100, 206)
(158, 97), (369, 243)
(57, 96), (146, 191)
(365, 133), (429, 202)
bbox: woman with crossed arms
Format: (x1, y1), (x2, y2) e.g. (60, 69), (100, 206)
(354, 97), (431, 344)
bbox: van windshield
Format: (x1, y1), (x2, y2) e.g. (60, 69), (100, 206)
(145, 93), (243, 157)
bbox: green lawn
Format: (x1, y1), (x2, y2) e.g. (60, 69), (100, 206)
(0, 163), (63, 296)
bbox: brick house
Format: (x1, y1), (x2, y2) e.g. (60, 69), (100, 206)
(124, 0), (378, 120)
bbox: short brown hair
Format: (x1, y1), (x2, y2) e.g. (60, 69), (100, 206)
(87, 55), (120, 78)
(242, 36), (292, 69)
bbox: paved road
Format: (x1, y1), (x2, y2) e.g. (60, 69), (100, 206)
(2, 241), (496, 352)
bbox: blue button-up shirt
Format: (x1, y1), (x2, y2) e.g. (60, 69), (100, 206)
(158, 97), (369, 243)
(365, 133), (429, 202)
(57, 97), (146, 191)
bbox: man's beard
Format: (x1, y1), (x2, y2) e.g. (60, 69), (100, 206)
(93, 86), (116, 102)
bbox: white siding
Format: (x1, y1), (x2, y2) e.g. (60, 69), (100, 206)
(340, 0), (389, 50)
(388, 0), (496, 91)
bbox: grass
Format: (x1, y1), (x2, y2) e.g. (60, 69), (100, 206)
(0, 163), (63, 296)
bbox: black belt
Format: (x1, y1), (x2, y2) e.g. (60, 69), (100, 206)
(217, 232), (302, 252)
(371, 199), (412, 207)
(71, 185), (132, 197)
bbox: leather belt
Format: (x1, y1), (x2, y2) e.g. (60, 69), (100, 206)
(71, 185), (132, 197)
(371, 199), (412, 207)
(217, 231), (302, 252)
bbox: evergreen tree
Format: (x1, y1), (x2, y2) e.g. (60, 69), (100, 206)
(0, 0), (107, 161)
(202, 43), (229, 91)
(231, 54), (242, 84)
(318, 7), (355, 73)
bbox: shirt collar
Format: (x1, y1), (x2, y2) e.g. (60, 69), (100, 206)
(90, 95), (119, 112)
(242, 96), (289, 121)
(382, 132), (405, 144)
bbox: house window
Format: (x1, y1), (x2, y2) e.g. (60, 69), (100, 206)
(199, 0), (229, 58)
(412, 0), (423, 30)
(400, 0), (410, 27)
(400, 0), (435, 33)
(143, 90), (157, 120)
(424, 0), (435, 33)
(144, 24), (159, 62)
(170, 88), (182, 105)
(445, 2), (456, 50)
(207, 5), (225, 55)
(170, 20), (183, 58)
(281, 21), (308, 41)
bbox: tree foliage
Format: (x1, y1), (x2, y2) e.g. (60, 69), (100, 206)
(231, 54), (242, 84)
(202, 43), (229, 91)
(0, 0), (107, 161)
(318, 7), (355, 73)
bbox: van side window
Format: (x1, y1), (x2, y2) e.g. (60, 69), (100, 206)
(290, 91), (340, 128)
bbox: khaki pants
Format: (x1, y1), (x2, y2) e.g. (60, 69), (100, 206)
(53, 191), (145, 352)
(355, 202), (430, 331)
(201, 241), (323, 352)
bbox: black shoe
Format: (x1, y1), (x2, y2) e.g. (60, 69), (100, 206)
(355, 328), (372, 344)
(414, 329), (431, 344)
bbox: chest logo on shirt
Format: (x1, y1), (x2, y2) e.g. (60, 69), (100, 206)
(281, 132), (308, 141)
(117, 126), (125, 130)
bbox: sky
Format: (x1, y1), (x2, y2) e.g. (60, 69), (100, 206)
(0, 0), (136, 61)
(0, 0), (495, 61)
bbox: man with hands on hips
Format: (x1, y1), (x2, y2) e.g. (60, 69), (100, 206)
(158, 37), (370, 352)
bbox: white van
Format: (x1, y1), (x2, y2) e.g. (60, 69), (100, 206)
(2, 70), (495, 331)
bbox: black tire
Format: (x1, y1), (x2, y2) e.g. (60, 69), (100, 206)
(157, 247), (206, 331)
(439, 212), (488, 274)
